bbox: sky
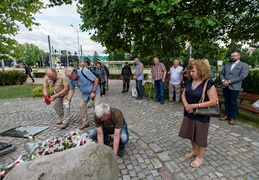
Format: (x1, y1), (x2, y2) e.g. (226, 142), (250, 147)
(14, 1), (106, 56)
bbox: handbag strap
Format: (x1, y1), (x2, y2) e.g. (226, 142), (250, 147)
(199, 79), (209, 103)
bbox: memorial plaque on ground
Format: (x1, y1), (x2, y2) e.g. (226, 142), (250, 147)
(0, 142), (15, 156)
(0, 126), (49, 138)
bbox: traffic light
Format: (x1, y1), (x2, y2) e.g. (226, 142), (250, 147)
(75, 51), (77, 55)
(54, 49), (57, 53)
(68, 51), (71, 55)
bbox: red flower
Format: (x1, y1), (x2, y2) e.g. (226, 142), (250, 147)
(38, 152), (43, 155)
(1, 172), (7, 177)
(48, 144), (53, 148)
(72, 133), (77, 136)
(54, 149), (59, 153)
(14, 161), (20, 166)
(55, 140), (61, 144)
(45, 151), (50, 155)
(67, 137), (71, 141)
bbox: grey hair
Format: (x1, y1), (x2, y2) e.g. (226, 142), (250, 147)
(94, 103), (110, 117)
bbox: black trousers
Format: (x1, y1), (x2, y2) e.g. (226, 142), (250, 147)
(99, 82), (106, 96)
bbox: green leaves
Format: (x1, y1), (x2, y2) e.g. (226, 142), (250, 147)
(0, 0), (44, 57)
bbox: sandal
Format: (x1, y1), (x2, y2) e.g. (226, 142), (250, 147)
(190, 157), (204, 168)
(184, 151), (197, 158)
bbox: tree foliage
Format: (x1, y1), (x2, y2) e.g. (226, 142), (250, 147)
(49, 0), (258, 62)
(0, 0), (44, 59)
(14, 43), (43, 66)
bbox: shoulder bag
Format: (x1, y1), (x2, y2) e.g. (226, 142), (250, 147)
(193, 80), (221, 117)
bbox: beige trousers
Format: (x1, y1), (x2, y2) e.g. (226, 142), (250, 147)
(169, 83), (181, 102)
(80, 93), (101, 124)
(53, 96), (70, 123)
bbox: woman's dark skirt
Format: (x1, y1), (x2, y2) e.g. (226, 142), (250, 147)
(179, 116), (209, 147)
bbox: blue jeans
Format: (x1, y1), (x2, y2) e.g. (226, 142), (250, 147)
(136, 80), (143, 99)
(223, 87), (240, 120)
(154, 79), (164, 103)
(89, 123), (129, 150)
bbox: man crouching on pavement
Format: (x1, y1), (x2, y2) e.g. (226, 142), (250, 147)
(89, 103), (129, 157)
(43, 68), (70, 129)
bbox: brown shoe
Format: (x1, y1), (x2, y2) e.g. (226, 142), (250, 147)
(219, 116), (230, 121)
(78, 122), (90, 130)
(229, 120), (236, 125)
(56, 120), (62, 125)
(60, 123), (68, 129)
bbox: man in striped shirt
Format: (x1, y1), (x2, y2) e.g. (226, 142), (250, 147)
(151, 57), (167, 105)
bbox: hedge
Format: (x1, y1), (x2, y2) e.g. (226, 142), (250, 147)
(0, 71), (27, 86)
(31, 85), (54, 97)
(33, 72), (46, 78)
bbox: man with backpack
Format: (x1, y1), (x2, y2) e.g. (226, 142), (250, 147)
(65, 67), (101, 130)
(121, 62), (132, 93)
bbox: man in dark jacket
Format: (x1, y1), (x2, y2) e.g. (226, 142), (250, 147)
(25, 65), (35, 82)
(121, 62), (132, 93)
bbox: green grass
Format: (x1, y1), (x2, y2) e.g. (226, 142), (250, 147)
(0, 84), (41, 99)
(221, 105), (259, 128)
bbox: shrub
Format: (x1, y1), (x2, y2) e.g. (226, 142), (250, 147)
(143, 82), (156, 99)
(31, 85), (54, 97)
(243, 70), (259, 94)
(0, 71), (27, 86)
(33, 72), (46, 78)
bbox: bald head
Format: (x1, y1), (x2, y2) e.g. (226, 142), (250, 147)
(45, 68), (57, 80)
(173, 59), (180, 67)
(65, 67), (74, 76)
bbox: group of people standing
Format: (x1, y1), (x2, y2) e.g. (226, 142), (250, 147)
(40, 50), (248, 162)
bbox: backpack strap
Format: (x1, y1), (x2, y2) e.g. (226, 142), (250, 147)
(81, 70), (94, 82)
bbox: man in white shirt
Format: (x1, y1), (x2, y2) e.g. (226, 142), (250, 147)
(168, 59), (183, 103)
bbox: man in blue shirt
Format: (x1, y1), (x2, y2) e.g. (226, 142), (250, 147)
(65, 67), (101, 130)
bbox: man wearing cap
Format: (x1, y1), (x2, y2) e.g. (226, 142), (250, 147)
(43, 68), (70, 129)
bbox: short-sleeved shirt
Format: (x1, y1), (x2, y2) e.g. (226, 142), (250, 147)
(94, 108), (126, 134)
(184, 79), (215, 122)
(151, 63), (166, 80)
(95, 67), (106, 83)
(44, 72), (69, 95)
(169, 65), (183, 84)
(69, 69), (100, 101)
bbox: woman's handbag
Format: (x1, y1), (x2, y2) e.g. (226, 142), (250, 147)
(193, 80), (221, 117)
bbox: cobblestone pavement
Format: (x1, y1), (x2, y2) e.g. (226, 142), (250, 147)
(1, 79), (259, 180)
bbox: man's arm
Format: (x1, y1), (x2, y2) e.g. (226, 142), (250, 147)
(67, 89), (75, 102)
(43, 83), (49, 97)
(163, 69), (167, 82)
(96, 127), (104, 144)
(90, 77), (99, 99)
(113, 128), (121, 155)
(51, 85), (70, 101)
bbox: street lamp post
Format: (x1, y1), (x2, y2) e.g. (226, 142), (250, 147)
(70, 24), (80, 62)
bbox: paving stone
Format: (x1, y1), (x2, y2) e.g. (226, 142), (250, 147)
(122, 175), (131, 180)
(1, 79), (259, 179)
(157, 151), (171, 161)
(165, 161), (181, 173)
(149, 143), (162, 153)
(151, 158), (163, 169)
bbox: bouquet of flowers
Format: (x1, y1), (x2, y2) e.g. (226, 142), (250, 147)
(0, 155), (23, 180)
(30, 130), (95, 160)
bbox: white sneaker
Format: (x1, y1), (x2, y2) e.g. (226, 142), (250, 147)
(102, 95), (105, 97)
